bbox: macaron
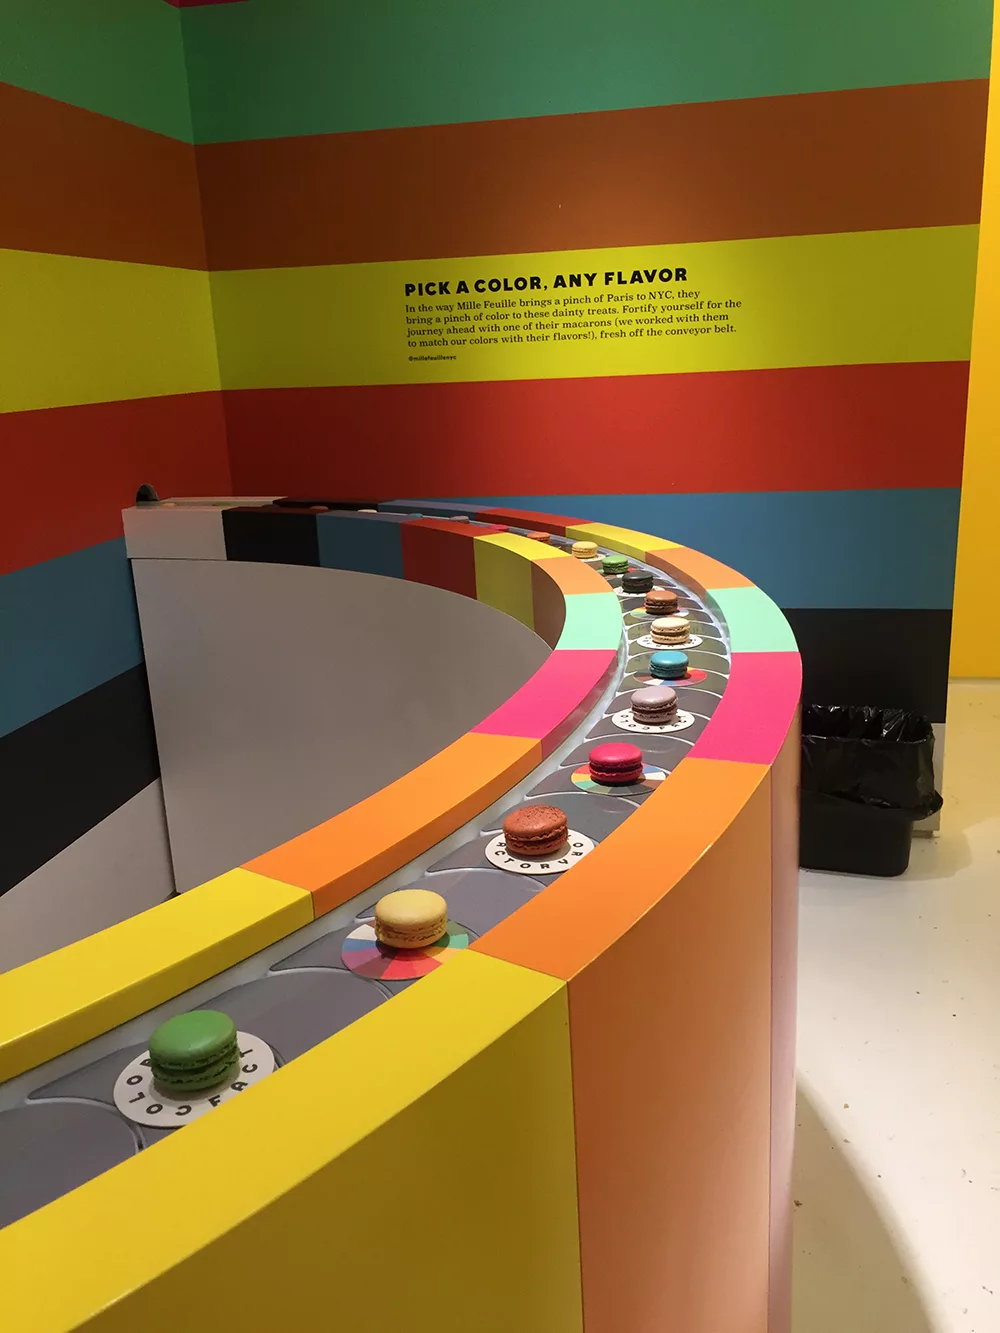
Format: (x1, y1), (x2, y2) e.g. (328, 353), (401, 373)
(602, 553), (629, 576)
(622, 570), (654, 595)
(525, 530), (551, 542)
(503, 805), (569, 858)
(645, 588), (678, 616)
(651, 616), (690, 646)
(571, 540), (599, 560)
(588, 743), (644, 786)
(148, 1010), (240, 1095)
(649, 650), (689, 680)
(375, 889), (448, 949)
(630, 685), (679, 726)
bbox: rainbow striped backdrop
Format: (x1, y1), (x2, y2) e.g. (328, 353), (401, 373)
(0, 0), (991, 895)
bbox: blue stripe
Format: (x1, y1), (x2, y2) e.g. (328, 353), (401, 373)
(444, 490), (961, 609)
(0, 540), (144, 739)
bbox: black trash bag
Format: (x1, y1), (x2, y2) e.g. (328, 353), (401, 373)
(801, 704), (943, 821)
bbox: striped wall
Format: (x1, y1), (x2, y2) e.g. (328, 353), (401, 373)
(0, 1), (993, 903)
(176, 0), (990, 727)
(0, 4), (229, 901)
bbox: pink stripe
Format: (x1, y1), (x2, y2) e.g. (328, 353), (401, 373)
(689, 653), (802, 766)
(473, 649), (617, 755)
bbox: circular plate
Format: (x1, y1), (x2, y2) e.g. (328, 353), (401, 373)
(342, 921), (468, 980)
(635, 632), (703, 650)
(611, 708), (697, 734)
(485, 830), (595, 875)
(571, 764), (667, 795)
(114, 1032), (274, 1127)
(632, 667), (708, 686)
(625, 606), (690, 621)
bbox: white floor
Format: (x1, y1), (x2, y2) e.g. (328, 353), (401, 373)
(793, 681), (1000, 1333)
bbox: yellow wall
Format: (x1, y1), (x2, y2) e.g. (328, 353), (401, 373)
(952, 12), (1000, 678)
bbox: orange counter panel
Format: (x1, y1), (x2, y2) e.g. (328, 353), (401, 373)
(569, 770), (774, 1333)
(474, 758), (767, 980)
(247, 731), (541, 914)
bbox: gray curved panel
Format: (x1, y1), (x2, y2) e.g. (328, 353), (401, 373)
(131, 560), (551, 891)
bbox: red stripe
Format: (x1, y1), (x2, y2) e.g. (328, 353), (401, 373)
(2, 394), (231, 575)
(224, 362), (967, 498)
(0, 82), (206, 269)
(197, 80), (988, 270)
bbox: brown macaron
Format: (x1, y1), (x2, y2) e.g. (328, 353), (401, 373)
(503, 805), (569, 858)
(645, 588), (679, 616)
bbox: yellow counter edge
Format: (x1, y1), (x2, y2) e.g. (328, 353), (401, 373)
(0, 951), (584, 1333)
(0, 870), (313, 1083)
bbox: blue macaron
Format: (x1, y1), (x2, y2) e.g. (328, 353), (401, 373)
(649, 650), (689, 681)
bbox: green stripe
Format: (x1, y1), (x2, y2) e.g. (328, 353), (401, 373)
(556, 593), (624, 652)
(181, 0), (992, 143)
(0, 0), (193, 140)
(709, 587), (797, 654)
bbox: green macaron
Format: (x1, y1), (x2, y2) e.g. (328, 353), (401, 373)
(148, 1010), (240, 1095)
(602, 553), (629, 575)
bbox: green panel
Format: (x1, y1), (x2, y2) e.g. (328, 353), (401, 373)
(180, 0), (992, 143)
(710, 586), (798, 654)
(0, 0), (193, 140)
(556, 593), (624, 652)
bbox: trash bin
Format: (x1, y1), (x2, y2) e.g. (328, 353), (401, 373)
(799, 705), (943, 877)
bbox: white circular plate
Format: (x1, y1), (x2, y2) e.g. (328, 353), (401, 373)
(611, 708), (697, 734)
(636, 632), (702, 650)
(626, 606), (690, 620)
(114, 1032), (274, 1127)
(484, 830), (595, 875)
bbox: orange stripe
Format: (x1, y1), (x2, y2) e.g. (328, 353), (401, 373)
(245, 732), (541, 915)
(198, 80), (987, 270)
(473, 758), (767, 980)
(0, 82), (206, 268)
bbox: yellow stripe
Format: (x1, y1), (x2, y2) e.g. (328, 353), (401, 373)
(566, 522), (680, 562)
(0, 248), (220, 413)
(474, 536), (535, 628)
(0, 951), (583, 1333)
(210, 226), (978, 390)
(478, 531), (573, 562)
(0, 870), (312, 1081)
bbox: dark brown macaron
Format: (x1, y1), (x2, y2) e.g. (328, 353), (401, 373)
(503, 805), (569, 858)
(645, 588), (679, 616)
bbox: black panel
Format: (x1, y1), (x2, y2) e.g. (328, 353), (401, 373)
(0, 666), (159, 895)
(782, 608), (951, 722)
(272, 497), (380, 511)
(222, 506), (320, 566)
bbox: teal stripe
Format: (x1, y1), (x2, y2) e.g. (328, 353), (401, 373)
(0, 0), (193, 140)
(708, 587), (797, 654)
(0, 540), (144, 738)
(180, 0), (993, 142)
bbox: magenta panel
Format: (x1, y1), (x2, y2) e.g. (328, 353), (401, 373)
(473, 649), (617, 755)
(688, 653), (801, 766)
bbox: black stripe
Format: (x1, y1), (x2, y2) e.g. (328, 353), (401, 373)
(222, 506), (320, 566)
(0, 666), (159, 896)
(782, 608), (951, 722)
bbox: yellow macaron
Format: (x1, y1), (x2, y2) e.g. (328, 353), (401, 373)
(374, 889), (448, 949)
(571, 540), (598, 560)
